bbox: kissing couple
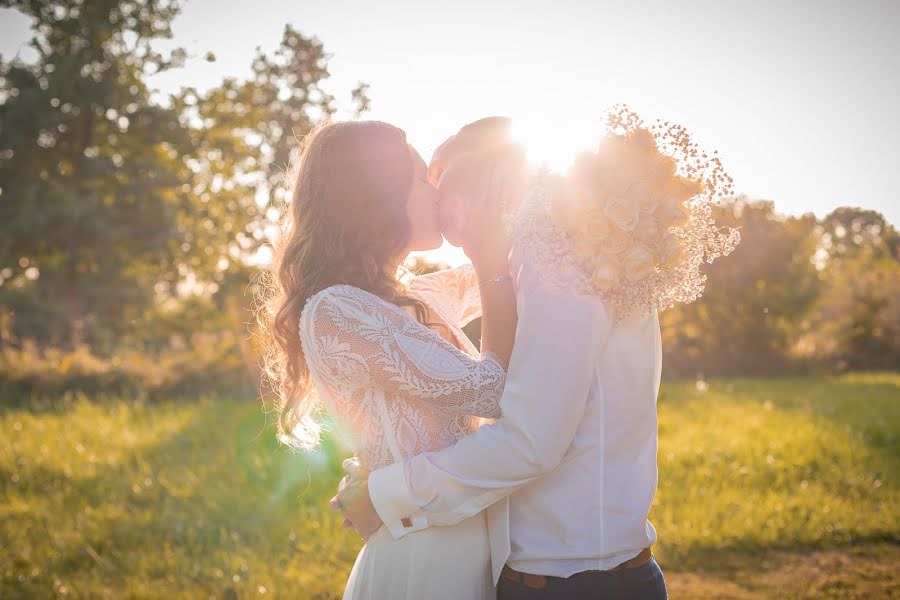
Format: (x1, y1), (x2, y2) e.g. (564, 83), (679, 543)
(261, 108), (739, 599)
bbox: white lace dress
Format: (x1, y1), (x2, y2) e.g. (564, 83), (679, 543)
(299, 264), (503, 600)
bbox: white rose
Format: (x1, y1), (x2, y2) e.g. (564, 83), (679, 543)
(623, 244), (656, 281)
(571, 236), (596, 263)
(603, 193), (639, 232)
(634, 213), (659, 242)
(625, 182), (658, 213)
(585, 210), (612, 242)
(591, 257), (622, 291)
(599, 227), (633, 256)
(654, 196), (689, 229)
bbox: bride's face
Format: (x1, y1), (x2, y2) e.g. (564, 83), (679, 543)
(404, 147), (444, 252)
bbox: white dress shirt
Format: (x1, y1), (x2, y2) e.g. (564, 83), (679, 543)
(368, 238), (662, 584)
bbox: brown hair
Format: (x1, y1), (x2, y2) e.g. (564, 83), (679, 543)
(255, 120), (433, 450)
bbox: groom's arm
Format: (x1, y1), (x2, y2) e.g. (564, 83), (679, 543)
(368, 273), (612, 539)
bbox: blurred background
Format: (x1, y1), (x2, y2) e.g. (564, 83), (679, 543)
(1, 1), (897, 598)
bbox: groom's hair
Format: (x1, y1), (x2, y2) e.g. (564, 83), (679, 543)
(428, 117), (512, 181)
(429, 116), (526, 194)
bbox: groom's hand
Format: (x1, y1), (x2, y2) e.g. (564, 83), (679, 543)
(462, 161), (518, 272)
(330, 457), (382, 541)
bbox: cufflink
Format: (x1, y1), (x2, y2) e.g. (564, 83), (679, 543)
(401, 517), (413, 528)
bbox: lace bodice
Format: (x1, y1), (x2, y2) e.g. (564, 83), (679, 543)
(299, 264), (506, 470)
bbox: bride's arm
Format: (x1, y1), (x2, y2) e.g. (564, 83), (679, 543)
(300, 287), (505, 418)
(408, 263), (482, 328)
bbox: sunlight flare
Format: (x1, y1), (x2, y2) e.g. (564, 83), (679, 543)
(508, 115), (604, 174)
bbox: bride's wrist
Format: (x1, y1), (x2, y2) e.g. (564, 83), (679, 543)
(473, 258), (509, 282)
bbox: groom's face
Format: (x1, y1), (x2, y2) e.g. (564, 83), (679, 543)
(429, 131), (501, 248)
(428, 147), (467, 247)
(430, 156), (475, 248)
(436, 177), (468, 247)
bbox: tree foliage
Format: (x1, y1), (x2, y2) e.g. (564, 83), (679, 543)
(660, 200), (899, 377)
(0, 1), (366, 357)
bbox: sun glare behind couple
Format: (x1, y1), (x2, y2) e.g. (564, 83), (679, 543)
(413, 116), (605, 268)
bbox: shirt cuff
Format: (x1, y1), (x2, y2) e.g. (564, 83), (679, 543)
(368, 460), (429, 540)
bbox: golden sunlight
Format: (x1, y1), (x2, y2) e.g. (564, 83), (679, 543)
(508, 113), (605, 174)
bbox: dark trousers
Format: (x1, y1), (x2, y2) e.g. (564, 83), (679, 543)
(496, 557), (668, 600)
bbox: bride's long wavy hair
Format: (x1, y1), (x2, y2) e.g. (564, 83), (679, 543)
(255, 120), (433, 451)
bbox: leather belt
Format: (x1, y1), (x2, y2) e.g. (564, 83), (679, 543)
(500, 547), (654, 590)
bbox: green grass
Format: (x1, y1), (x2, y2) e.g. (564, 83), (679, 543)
(2, 373), (898, 599)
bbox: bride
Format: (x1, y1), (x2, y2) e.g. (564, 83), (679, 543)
(258, 120), (524, 599)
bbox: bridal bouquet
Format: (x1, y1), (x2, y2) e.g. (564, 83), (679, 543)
(510, 104), (741, 320)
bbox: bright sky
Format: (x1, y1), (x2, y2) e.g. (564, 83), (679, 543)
(3, 0), (898, 266)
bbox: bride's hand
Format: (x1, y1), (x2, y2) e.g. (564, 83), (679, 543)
(330, 457), (382, 541)
(461, 160), (522, 275)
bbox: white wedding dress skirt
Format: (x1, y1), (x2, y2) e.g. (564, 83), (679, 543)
(342, 511), (494, 600)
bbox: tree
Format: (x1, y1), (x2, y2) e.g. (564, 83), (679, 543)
(805, 207), (900, 370)
(0, 1), (367, 356)
(660, 198), (821, 376)
(166, 24), (341, 304)
(816, 206), (900, 267)
(0, 0), (192, 349)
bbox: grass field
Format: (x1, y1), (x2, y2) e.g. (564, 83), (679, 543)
(2, 373), (898, 599)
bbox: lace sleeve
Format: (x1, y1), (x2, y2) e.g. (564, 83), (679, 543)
(301, 285), (504, 418)
(408, 263), (482, 328)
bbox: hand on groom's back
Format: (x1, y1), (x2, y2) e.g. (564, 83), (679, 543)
(331, 457), (382, 541)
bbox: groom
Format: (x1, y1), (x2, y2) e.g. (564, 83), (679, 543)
(333, 118), (668, 599)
